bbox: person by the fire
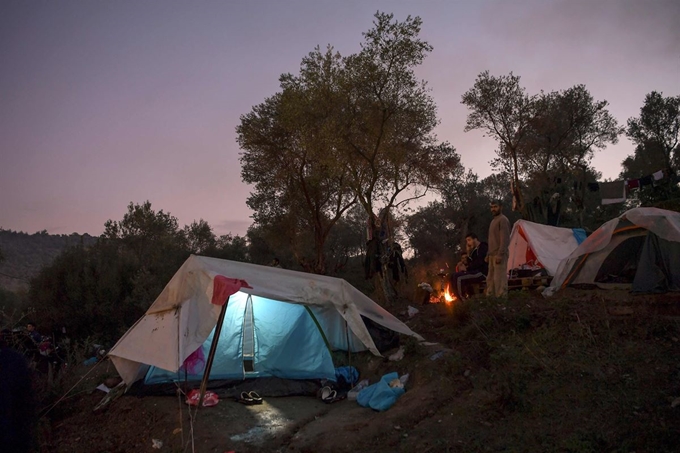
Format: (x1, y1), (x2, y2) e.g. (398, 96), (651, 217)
(455, 252), (468, 272)
(450, 233), (488, 299)
(485, 199), (510, 297)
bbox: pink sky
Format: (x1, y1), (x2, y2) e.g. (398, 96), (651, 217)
(1, 0), (678, 236)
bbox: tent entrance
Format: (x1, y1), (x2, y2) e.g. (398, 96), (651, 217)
(143, 292), (336, 384)
(241, 294), (255, 373)
(595, 235), (646, 283)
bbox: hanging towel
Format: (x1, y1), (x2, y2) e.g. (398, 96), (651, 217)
(587, 182), (600, 192)
(600, 180), (626, 205)
(653, 170), (664, 181)
(627, 179), (640, 189)
(640, 175), (653, 186)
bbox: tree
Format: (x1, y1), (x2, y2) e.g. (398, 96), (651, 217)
(462, 71), (536, 217)
(339, 13), (458, 224)
(238, 12), (460, 304)
(334, 12), (459, 304)
(183, 219), (216, 254)
(238, 48), (357, 274)
(623, 91), (680, 204)
(404, 200), (455, 261)
(524, 85), (620, 226)
(211, 233), (249, 262)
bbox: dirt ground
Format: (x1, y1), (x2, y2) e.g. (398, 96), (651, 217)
(42, 288), (680, 453)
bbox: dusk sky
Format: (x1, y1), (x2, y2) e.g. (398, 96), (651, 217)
(1, 0), (678, 237)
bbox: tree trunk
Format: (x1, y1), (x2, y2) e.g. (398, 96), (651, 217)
(313, 228), (326, 275)
(374, 208), (400, 307)
(511, 148), (527, 218)
(378, 269), (398, 308)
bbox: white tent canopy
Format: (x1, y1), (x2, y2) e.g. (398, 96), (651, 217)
(108, 255), (423, 385)
(507, 220), (584, 276)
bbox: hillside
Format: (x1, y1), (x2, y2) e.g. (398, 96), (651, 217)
(0, 229), (97, 292)
(42, 289), (680, 452)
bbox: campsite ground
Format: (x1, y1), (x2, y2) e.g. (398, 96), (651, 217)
(42, 288), (680, 453)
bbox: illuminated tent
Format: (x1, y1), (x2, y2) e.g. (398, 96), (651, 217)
(108, 255), (422, 386)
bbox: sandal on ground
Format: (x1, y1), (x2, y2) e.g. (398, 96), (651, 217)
(320, 386), (337, 403)
(248, 391), (263, 404)
(238, 391), (256, 405)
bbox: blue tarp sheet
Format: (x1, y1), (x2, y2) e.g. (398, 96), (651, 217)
(572, 228), (587, 245)
(357, 372), (405, 411)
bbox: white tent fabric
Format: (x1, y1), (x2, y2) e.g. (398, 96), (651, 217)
(545, 207), (680, 296)
(507, 220), (582, 276)
(108, 255), (423, 385)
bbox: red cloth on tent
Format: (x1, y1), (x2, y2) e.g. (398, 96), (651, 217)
(211, 275), (251, 306)
(518, 226), (543, 268)
(180, 346), (206, 374)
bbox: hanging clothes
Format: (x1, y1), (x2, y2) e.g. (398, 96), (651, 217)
(627, 179), (640, 189)
(364, 238), (383, 279)
(640, 175), (653, 187)
(388, 242), (408, 283)
(546, 193), (561, 226)
(600, 180), (626, 205)
(653, 170), (664, 181)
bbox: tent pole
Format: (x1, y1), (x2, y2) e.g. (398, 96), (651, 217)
(197, 296), (230, 408)
(345, 320), (354, 386)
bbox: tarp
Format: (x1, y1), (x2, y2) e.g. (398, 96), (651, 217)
(545, 207), (680, 295)
(507, 220), (586, 276)
(108, 255), (423, 386)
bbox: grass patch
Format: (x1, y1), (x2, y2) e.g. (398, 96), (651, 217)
(416, 290), (680, 452)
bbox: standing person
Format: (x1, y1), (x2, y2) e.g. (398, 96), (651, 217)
(450, 233), (488, 299)
(0, 335), (36, 453)
(486, 200), (511, 298)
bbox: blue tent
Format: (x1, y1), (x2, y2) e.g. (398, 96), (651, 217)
(145, 292), (336, 383)
(109, 256), (423, 386)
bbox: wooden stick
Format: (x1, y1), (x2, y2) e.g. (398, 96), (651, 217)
(197, 297), (230, 408)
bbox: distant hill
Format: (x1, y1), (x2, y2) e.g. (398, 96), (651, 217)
(0, 229), (98, 292)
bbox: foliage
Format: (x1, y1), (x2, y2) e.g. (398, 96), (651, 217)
(406, 169), (521, 265)
(237, 12), (461, 282)
(0, 229), (96, 293)
(28, 201), (248, 342)
(462, 71), (536, 216)
(622, 91), (680, 204)
(525, 85), (620, 227)
(463, 74), (623, 227)
(237, 47), (357, 274)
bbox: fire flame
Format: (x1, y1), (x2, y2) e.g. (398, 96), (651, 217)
(443, 284), (455, 304)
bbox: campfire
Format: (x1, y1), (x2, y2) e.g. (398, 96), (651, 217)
(443, 284), (455, 304)
(428, 284), (457, 304)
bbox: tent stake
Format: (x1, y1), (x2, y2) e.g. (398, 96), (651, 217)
(197, 296), (230, 408)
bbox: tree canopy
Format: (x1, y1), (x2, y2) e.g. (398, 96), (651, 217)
(237, 12), (460, 278)
(622, 91), (680, 204)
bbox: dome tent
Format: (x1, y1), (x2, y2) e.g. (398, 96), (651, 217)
(108, 255), (423, 386)
(545, 208), (680, 295)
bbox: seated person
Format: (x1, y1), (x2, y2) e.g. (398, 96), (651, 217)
(450, 233), (488, 299)
(455, 253), (469, 272)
